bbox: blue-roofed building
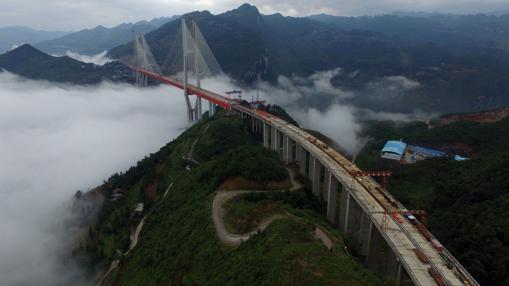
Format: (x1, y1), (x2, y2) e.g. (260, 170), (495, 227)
(381, 140), (469, 163)
(381, 141), (407, 161)
(409, 145), (447, 157)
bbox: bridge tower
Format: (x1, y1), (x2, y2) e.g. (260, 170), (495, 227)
(131, 17), (222, 122)
(182, 18), (194, 122)
(182, 18), (208, 122)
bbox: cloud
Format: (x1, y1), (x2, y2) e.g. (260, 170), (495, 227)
(365, 75), (421, 100)
(192, 71), (365, 155)
(64, 51), (112, 65)
(290, 105), (364, 154)
(9, 44), (25, 51)
(0, 72), (189, 285)
(213, 69), (433, 156)
(0, 0), (508, 30)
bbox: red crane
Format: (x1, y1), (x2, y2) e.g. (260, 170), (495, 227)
(352, 170), (392, 191)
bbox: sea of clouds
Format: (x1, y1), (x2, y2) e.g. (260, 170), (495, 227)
(0, 72), (189, 285)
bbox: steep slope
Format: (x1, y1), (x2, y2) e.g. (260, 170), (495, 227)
(0, 26), (68, 53)
(77, 113), (386, 285)
(356, 115), (509, 286)
(0, 44), (131, 84)
(36, 16), (178, 55)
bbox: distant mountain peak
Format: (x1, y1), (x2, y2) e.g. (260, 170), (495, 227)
(183, 10), (213, 19)
(224, 3), (261, 17)
(238, 3), (259, 11)
(220, 3), (263, 29)
(6, 44), (47, 57)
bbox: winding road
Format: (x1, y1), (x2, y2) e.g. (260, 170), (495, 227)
(212, 167), (320, 247)
(96, 182), (174, 285)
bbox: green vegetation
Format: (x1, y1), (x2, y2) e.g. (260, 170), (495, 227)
(79, 112), (385, 285)
(224, 198), (283, 233)
(357, 118), (509, 286)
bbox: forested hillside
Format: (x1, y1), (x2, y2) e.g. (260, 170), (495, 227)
(356, 117), (509, 286)
(75, 112), (389, 285)
(0, 44), (131, 84)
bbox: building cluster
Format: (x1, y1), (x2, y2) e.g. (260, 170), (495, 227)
(381, 141), (468, 164)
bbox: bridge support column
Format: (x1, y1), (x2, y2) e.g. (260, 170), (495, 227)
(326, 172), (338, 224)
(251, 116), (256, 133)
(272, 127), (279, 152)
(346, 196), (363, 243)
(291, 140), (297, 163)
(209, 102), (215, 116)
(366, 226), (400, 281)
(339, 188), (350, 234)
(298, 146), (306, 175)
(196, 97), (203, 120)
(283, 135), (290, 163)
(312, 158), (321, 197)
(308, 154), (314, 180)
(359, 214), (373, 258)
(263, 123), (270, 148)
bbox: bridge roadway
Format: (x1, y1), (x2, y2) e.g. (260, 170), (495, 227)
(133, 68), (478, 286)
(235, 105), (469, 286)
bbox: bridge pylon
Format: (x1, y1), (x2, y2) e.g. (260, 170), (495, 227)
(130, 16), (223, 122)
(182, 17), (206, 122)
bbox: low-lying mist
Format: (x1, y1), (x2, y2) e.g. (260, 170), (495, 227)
(63, 51), (112, 65)
(0, 65), (432, 285)
(202, 69), (432, 156)
(0, 72), (188, 285)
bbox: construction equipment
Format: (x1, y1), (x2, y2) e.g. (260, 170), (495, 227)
(352, 171), (392, 191)
(226, 90), (242, 99)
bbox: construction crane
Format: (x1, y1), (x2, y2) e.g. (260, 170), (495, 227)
(226, 90), (242, 100)
(352, 170), (392, 191)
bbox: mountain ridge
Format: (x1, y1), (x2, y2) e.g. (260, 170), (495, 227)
(35, 16), (179, 55)
(108, 4), (509, 115)
(0, 44), (131, 84)
(0, 26), (68, 53)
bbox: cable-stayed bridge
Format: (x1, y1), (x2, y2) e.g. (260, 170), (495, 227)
(127, 17), (479, 286)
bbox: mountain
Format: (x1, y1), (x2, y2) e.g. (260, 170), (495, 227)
(0, 44), (132, 84)
(356, 111), (509, 286)
(36, 16), (179, 55)
(0, 26), (68, 53)
(109, 4), (404, 82)
(308, 13), (509, 56)
(74, 111), (386, 285)
(109, 4), (509, 115)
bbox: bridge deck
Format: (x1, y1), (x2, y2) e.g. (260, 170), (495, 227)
(133, 67), (233, 109)
(235, 105), (471, 286)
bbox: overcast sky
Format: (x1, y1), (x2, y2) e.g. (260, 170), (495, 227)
(2, 0), (509, 31)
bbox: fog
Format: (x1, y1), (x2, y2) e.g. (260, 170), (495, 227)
(0, 72), (188, 285)
(0, 66), (432, 285)
(64, 51), (112, 65)
(208, 70), (429, 155)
